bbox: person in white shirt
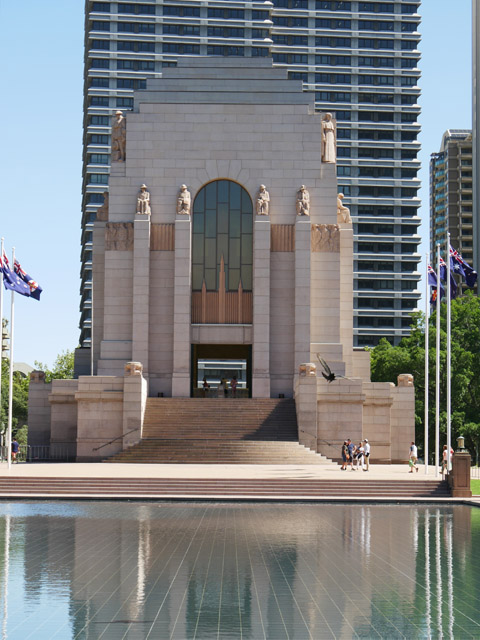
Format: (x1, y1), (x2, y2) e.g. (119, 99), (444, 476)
(363, 439), (370, 471)
(409, 442), (418, 473)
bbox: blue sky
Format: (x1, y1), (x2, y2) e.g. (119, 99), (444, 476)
(0, 0), (473, 367)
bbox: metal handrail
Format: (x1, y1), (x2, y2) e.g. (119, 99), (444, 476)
(92, 428), (139, 452)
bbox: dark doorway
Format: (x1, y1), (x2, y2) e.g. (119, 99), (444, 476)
(191, 344), (252, 398)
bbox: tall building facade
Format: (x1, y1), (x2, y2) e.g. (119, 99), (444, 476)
(430, 130), (474, 281)
(81, 0), (421, 349)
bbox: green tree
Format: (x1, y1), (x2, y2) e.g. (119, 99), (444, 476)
(34, 349), (75, 383)
(1, 357), (29, 439)
(370, 292), (480, 462)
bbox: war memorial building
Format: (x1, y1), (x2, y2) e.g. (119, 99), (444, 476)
(29, 58), (414, 463)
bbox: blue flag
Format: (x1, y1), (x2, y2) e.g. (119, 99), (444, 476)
(1, 251), (31, 297)
(14, 259), (42, 301)
(449, 245), (478, 289)
(427, 264), (444, 301)
(439, 256), (457, 299)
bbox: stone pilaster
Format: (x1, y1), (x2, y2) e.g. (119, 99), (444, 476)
(172, 215), (192, 397)
(132, 214), (151, 373)
(252, 216), (271, 398)
(294, 219), (311, 370)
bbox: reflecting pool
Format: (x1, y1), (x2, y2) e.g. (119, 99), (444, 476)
(0, 502), (479, 639)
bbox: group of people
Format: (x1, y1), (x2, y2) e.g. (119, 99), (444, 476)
(201, 376), (238, 398)
(408, 442), (453, 475)
(341, 438), (370, 471)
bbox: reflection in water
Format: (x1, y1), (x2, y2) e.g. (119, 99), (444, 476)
(0, 503), (479, 639)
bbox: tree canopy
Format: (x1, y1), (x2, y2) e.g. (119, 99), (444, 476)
(370, 292), (480, 464)
(34, 349), (75, 383)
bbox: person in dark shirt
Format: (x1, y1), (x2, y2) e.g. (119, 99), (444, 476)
(347, 439), (355, 471)
(11, 439), (19, 463)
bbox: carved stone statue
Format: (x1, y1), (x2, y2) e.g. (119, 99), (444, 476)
(296, 185), (310, 216)
(311, 223), (340, 253)
(124, 361), (143, 377)
(256, 185), (270, 215)
(111, 110), (126, 162)
(96, 191), (109, 221)
(321, 112), (336, 164)
(177, 184), (191, 215)
(299, 363), (317, 377)
(136, 184), (151, 215)
(337, 193), (351, 223)
(398, 374), (414, 387)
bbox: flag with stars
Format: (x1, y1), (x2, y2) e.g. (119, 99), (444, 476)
(1, 250), (31, 297)
(439, 256), (457, 299)
(428, 264), (444, 302)
(449, 245), (478, 289)
(14, 259), (42, 301)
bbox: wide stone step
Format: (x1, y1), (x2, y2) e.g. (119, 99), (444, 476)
(0, 478), (450, 499)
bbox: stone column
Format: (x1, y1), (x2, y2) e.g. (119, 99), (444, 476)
(132, 213), (151, 373)
(294, 219), (311, 370)
(295, 364), (318, 452)
(172, 215), (192, 397)
(252, 216), (271, 397)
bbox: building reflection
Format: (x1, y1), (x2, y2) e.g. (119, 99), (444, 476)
(1, 503), (480, 638)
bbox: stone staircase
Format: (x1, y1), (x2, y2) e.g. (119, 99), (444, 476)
(104, 398), (331, 465)
(0, 477), (451, 500)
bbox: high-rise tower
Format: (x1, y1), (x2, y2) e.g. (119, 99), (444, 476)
(81, 0), (421, 349)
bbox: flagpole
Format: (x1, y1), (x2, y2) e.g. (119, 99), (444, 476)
(0, 238), (3, 462)
(424, 252), (429, 475)
(7, 248), (15, 470)
(446, 234), (452, 474)
(435, 244), (440, 478)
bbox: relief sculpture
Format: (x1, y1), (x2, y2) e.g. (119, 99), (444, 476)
(311, 223), (340, 253)
(105, 222), (134, 250)
(96, 191), (109, 222)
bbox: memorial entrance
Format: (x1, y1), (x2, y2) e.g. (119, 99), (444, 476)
(191, 344), (252, 398)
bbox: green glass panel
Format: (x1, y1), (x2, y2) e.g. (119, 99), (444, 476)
(241, 213), (252, 232)
(218, 209), (228, 233)
(205, 182), (216, 209)
(218, 180), (229, 203)
(241, 188), (252, 213)
(217, 234), (228, 265)
(193, 212), (204, 233)
(229, 238), (241, 269)
(230, 210), (241, 238)
(230, 182), (241, 209)
(205, 268), (216, 290)
(205, 238), (216, 268)
(205, 210), (216, 238)
(192, 235), (204, 263)
(241, 234), (252, 263)
(229, 268), (240, 291)
(192, 266), (204, 290)
(241, 264), (252, 290)
(194, 188), (204, 212)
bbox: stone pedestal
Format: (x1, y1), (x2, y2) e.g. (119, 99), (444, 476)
(450, 452), (472, 497)
(294, 219), (311, 369)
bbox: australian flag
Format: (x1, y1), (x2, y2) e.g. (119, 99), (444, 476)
(449, 245), (478, 289)
(439, 256), (458, 299)
(1, 251), (42, 300)
(428, 264), (444, 304)
(13, 259), (42, 301)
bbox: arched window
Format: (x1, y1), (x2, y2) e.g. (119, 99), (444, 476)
(192, 180), (253, 292)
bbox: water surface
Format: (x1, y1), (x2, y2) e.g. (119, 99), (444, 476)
(0, 502), (479, 639)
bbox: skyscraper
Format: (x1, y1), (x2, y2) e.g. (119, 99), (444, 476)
(81, 0), (421, 349)
(430, 130), (474, 289)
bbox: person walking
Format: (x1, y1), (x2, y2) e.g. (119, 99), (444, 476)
(231, 375), (238, 398)
(355, 441), (364, 470)
(409, 442), (418, 473)
(441, 444), (448, 477)
(347, 439), (355, 471)
(11, 438), (19, 463)
(363, 439), (370, 471)
(341, 441), (349, 470)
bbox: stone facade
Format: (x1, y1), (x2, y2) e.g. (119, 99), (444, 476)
(30, 58), (414, 462)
